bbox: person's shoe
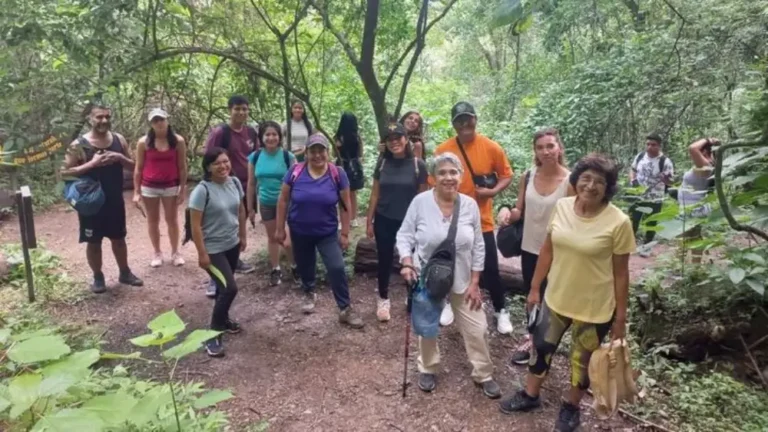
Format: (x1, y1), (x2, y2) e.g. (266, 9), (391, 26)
(225, 319), (241, 334)
(205, 280), (217, 298)
(476, 379), (502, 399)
(269, 268), (282, 286)
(118, 270), (144, 287)
(495, 309), (514, 335)
(376, 298), (391, 322)
(439, 303), (454, 326)
(351, 219), (360, 228)
(235, 259), (255, 274)
(554, 402), (581, 432)
(90, 273), (107, 294)
(291, 266), (300, 284)
(301, 292), (316, 314)
(638, 244), (652, 258)
(204, 336), (225, 358)
(418, 373), (436, 392)
(172, 253), (185, 267)
(339, 307), (365, 329)
(150, 253), (163, 268)
(498, 389), (542, 415)
(509, 336), (533, 366)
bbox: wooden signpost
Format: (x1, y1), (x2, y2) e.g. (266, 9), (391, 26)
(15, 186), (37, 303)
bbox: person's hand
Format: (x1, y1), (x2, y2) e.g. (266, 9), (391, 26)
(198, 253), (211, 270)
(102, 151), (122, 164)
(611, 316), (627, 342)
(366, 222), (374, 239)
(248, 211), (257, 226)
(274, 228), (286, 245)
(400, 265), (417, 284)
(239, 235), (247, 252)
(378, 141), (386, 153)
(526, 286), (541, 312)
(475, 186), (495, 199)
(90, 152), (110, 167)
(339, 232), (349, 250)
(465, 282), (483, 311)
(176, 188), (186, 206)
(132, 193), (141, 208)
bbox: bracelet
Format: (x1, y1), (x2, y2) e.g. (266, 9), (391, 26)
(401, 263), (416, 272)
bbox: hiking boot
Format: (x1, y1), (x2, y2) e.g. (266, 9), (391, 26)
(205, 336), (225, 358)
(205, 280), (217, 298)
(418, 373), (436, 392)
(269, 268), (282, 286)
(119, 270), (144, 287)
(376, 298), (391, 322)
(301, 292), (316, 314)
(150, 253), (163, 268)
(554, 402), (581, 432)
(235, 259), (255, 274)
(476, 379), (502, 399)
(90, 273), (107, 294)
(510, 335), (533, 366)
(495, 308), (514, 335)
(291, 266), (300, 284)
(439, 303), (454, 326)
(498, 389), (542, 415)
(339, 307), (364, 329)
(225, 319), (242, 334)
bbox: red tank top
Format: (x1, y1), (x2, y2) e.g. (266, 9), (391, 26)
(142, 146), (180, 188)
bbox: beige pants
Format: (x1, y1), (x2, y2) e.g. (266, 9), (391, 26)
(417, 291), (495, 382)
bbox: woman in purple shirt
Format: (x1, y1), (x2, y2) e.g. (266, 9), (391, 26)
(274, 134), (364, 329)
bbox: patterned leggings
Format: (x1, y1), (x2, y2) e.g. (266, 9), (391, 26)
(529, 301), (613, 389)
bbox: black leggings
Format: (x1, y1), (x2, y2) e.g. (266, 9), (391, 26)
(373, 213), (403, 299)
(630, 201), (662, 243)
(206, 244), (240, 331)
(481, 232), (506, 312)
(521, 250), (548, 298)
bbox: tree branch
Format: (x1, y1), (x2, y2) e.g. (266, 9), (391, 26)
(394, 0), (428, 118)
(360, 0), (380, 72)
(308, 0), (360, 66)
(661, 0), (688, 23)
(715, 139), (768, 241)
(383, 0), (459, 95)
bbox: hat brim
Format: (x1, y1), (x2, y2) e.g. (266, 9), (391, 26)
(451, 112), (476, 122)
(307, 142), (328, 148)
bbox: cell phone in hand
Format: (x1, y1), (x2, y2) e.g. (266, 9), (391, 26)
(527, 304), (540, 333)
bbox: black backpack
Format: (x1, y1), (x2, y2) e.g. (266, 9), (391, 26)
(251, 148), (291, 169)
(218, 123), (260, 152)
(497, 171), (531, 258)
(634, 152), (669, 192)
(422, 196), (461, 302)
(183, 183), (209, 246)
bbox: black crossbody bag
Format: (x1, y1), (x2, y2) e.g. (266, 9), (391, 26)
(456, 136), (498, 189)
(422, 196), (461, 302)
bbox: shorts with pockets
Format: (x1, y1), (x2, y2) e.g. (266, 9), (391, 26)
(260, 204), (277, 222)
(141, 186), (180, 198)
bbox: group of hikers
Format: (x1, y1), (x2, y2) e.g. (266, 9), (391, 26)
(60, 95), (716, 432)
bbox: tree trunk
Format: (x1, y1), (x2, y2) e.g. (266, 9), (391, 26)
(353, 238), (525, 295)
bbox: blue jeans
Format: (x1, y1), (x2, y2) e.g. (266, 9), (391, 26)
(290, 231), (350, 310)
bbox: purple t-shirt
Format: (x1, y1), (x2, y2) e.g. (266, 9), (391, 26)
(205, 125), (255, 184)
(284, 166), (350, 237)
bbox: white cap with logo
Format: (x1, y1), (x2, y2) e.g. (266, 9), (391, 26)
(148, 108), (169, 121)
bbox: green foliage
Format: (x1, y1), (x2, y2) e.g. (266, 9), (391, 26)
(0, 308), (231, 432)
(1, 244), (85, 308)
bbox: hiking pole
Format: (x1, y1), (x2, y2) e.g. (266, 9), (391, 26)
(402, 279), (415, 398)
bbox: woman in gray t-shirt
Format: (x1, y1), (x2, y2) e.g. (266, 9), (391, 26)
(188, 147), (247, 358)
(365, 122), (427, 322)
(678, 137), (717, 264)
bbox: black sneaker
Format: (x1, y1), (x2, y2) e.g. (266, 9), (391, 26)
(301, 291), (316, 314)
(235, 259), (255, 274)
(499, 389), (542, 415)
(418, 373), (436, 392)
(291, 266), (300, 283)
(205, 336), (225, 358)
(90, 273), (106, 294)
(205, 280), (217, 298)
(510, 337), (533, 366)
(476, 379), (502, 399)
(118, 270), (144, 287)
(225, 319), (241, 334)
(554, 402), (581, 432)
(269, 268), (282, 286)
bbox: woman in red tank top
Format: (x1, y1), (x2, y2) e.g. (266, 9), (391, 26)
(133, 108), (188, 268)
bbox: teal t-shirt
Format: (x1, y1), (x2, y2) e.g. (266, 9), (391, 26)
(249, 148), (295, 206)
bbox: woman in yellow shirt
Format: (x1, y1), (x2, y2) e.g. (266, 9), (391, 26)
(498, 154), (635, 432)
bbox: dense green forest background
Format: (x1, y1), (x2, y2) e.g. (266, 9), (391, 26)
(1, 0), (768, 430)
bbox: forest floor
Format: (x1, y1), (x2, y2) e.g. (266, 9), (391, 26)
(0, 191), (660, 431)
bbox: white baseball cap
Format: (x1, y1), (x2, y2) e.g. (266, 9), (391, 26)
(148, 108), (169, 121)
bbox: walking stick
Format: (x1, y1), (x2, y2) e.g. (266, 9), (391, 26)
(402, 279), (415, 398)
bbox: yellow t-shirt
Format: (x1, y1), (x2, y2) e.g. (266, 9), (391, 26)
(544, 197), (635, 323)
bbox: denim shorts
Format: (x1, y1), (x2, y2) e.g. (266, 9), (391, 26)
(140, 186), (180, 198)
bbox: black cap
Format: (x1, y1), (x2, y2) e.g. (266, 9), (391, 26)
(385, 122), (407, 138)
(646, 132), (664, 144)
(451, 102), (477, 122)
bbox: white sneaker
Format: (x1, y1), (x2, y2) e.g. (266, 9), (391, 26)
(172, 253), (185, 267)
(377, 298), (391, 322)
(440, 303), (454, 326)
(495, 309), (514, 335)
(150, 253), (163, 268)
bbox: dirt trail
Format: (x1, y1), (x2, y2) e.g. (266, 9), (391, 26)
(0, 192), (643, 431)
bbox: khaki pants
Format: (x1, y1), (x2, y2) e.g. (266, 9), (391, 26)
(417, 291), (495, 382)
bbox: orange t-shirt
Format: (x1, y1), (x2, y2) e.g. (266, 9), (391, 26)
(432, 134), (513, 232)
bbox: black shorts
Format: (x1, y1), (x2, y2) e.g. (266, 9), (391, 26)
(79, 197), (127, 244)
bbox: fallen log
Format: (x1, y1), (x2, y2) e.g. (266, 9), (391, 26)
(353, 238), (525, 295)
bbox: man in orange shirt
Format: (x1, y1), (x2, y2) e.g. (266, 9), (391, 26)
(433, 102), (515, 335)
